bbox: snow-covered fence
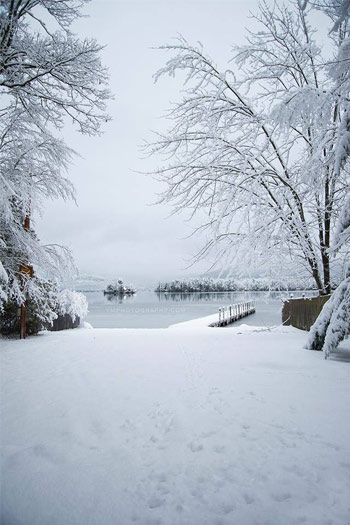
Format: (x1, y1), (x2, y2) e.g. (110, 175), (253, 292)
(282, 295), (330, 331)
(48, 314), (81, 331)
(45, 290), (88, 332)
(214, 301), (255, 327)
(56, 290), (88, 322)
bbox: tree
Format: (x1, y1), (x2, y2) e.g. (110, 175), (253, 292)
(306, 269), (350, 356)
(147, 1), (349, 295)
(0, 0), (110, 320)
(0, 107), (75, 310)
(302, 0), (350, 31)
(300, 0), (350, 354)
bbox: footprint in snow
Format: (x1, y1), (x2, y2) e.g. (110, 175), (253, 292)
(157, 485), (170, 496)
(148, 496), (165, 509)
(188, 441), (203, 452)
(271, 491), (291, 502)
(243, 493), (254, 504)
(213, 444), (226, 454)
(221, 503), (235, 514)
(201, 430), (216, 438)
(150, 472), (167, 483)
(324, 441), (340, 451)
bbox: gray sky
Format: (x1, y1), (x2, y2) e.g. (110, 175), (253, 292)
(34, 0), (322, 284)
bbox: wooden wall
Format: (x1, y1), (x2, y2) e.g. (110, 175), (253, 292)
(47, 314), (80, 332)
(282, 296), (330, 331)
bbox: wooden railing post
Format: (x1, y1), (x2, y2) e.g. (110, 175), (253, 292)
(216, 300), (256, 327)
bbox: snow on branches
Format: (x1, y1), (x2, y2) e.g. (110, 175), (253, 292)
(0, 0), (111, 314)
(57, 289), (88, 322)
(306, 267), (350, 357)
(147, 3), (350, 297)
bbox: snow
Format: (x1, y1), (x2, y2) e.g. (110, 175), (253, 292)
(169, 313), (278, 332)
(306, 271), (350, 358)
(169, 312), (219, 329)
(1, 322), (350, 525)
(57, 289), (88, 322)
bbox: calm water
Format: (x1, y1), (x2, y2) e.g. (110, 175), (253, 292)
(84, 290), (318, 329)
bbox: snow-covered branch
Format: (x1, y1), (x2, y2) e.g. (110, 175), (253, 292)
(147, 7), (349, 294)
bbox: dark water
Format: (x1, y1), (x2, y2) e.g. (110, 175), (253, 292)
(83, 290), (318, 329)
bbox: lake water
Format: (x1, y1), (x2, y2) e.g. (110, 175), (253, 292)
(84, 290), (318, 329)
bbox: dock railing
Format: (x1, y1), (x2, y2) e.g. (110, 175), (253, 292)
(214, 300), (255, 327)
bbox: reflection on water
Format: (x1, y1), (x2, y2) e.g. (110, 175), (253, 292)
(105, 294), (135, 304)
(155, 290), (306, 302)
(156, 292), (241, 302)
(84, 289), (317, 329)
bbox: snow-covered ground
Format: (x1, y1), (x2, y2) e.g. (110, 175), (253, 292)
(1, 321), (350, 525)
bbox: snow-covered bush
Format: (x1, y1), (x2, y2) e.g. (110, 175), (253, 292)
(0, 285), (88, 336)
(306, 269), (350, 358)
(57, 290), (88, 323)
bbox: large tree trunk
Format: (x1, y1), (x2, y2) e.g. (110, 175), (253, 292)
(322, 177), (332, 295)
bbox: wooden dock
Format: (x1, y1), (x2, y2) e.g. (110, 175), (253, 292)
(210, 301), (255, 327)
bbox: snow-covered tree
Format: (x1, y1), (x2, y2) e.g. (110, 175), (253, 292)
(306, 268), (350, 356)
(302, 0), (350, 31)
(0, 107), (75, 309)
(147, 1), (349, 296)
(295, 0), (350, 354)
(0, 0), (110, 317)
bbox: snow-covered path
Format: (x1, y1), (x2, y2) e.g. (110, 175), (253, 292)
(1, 325), (350, 525)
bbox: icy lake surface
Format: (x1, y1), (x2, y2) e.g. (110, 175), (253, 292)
(83, 290), (318, 328)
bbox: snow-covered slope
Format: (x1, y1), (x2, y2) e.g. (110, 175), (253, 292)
(1, 325), (349, 524)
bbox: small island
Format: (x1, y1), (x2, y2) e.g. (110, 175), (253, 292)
(103, 279), (136, 296)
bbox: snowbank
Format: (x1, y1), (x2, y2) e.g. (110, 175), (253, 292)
(169, 313), (295, 334)
(168, 312), (219, 329)
(1, 325), (350, 524)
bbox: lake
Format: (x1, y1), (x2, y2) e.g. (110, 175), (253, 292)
(83, 290), (318, 329)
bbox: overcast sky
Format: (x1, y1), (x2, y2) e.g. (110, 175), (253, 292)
(35, 0), (327, 285)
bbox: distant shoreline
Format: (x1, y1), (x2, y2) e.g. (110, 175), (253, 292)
(79, 289), (318, 294)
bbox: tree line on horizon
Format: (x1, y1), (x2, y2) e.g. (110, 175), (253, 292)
(155, 277), (318, 294)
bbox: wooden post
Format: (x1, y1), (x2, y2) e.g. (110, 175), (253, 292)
(19, 264), (33, 340)
(20, 302), (26, 339)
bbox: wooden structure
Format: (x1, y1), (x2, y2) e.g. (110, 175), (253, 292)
(46, 314), (80, 332)
(18, 263), (33, 340)
(211, 301), (256, 327)
(282, 295), (330, 331)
